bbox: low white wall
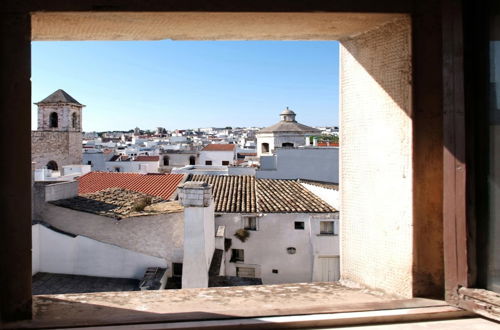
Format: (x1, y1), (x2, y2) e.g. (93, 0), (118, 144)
(257, 147), (339, 183)
(32, 224), (167, 279)
(40, 204), (184, 276)
(228, 166), (256, 176)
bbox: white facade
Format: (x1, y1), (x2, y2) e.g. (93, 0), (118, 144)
(257, 132), (312, 157)
(104, 160), (160, 173)
(32, 224), (167, 279)
(199, 150), (236, 166)
(83, 150), (114, 171)
(257, 147), (339, 183)
(216, 212), (339, 284)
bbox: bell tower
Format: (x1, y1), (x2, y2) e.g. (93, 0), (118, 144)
(35, 89), (85, 131)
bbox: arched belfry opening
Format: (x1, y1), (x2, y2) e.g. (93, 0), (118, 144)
(49, 112), (58, 128)
(46, 160), (58, 171)
(72, 112), (78, 129)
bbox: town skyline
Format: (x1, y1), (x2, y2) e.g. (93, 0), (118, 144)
(31, 40), (340, 131)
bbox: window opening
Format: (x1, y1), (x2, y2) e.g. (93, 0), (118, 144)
(46, 160), (58, 171)
(243, 217), (257, 230)
(230, 249), (244, 263)
(320, 221), (334, 235)
(295, 221), (305, 230)
(49, 112), (58, 128)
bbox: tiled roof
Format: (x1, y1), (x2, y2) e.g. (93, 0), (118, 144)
(35, 89), (82, 105)
(202, 144), (236, 152)
(50, 187), (182, 219)
(190, 175), (256, 213)
(134, 156), (160, 162)
(77, 172), (185, 200)
(189, 175), (336, 213)
(258, 121), (320, 134)
(257, 179), (335, 213)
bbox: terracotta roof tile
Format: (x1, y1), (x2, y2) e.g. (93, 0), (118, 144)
(257, 179), (335, 213)
(202, 144), (236, 151)
(189, 175), (335, 213)
(77, 172), (185, 200)
(190, 175), (256, 213)
(134, 156), (160, 162)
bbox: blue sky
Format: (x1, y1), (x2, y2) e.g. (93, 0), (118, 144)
(32, 41), (339, 132)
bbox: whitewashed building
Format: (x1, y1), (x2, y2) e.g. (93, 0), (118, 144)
(199, 144), (237, 166)
(256, 108), (320, 157)
(189, 175), (339, 285)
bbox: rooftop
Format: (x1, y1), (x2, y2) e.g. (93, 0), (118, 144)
(77, 172), (185, 200)
(50, 187), (183, 219)
(259, 120), (321, 134)
(202, 144), (236, 151)
(32, 272), (139, 295)
(35, 89), (83, 106)
(189, 175), (336, 213)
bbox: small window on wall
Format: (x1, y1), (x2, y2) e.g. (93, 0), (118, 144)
(172, 263), (183, 277)
(205, 160), (212, 165)
(222, 160), (230, 165)
(294, 221), (305, 230)
(320, 221), (335, 235)
(262, 143), (270, 153)
(244, 217), (257, 230)
(282, 142), (294, 147)
(230, 249), (244, 263)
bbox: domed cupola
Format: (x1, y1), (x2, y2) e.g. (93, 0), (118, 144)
(280, 107), (297, 122)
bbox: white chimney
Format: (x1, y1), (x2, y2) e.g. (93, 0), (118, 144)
(179, 182), (215, 288)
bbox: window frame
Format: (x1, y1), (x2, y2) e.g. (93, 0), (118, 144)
(0, 1), (479, 325)
(243, 216), (257, 231)
(442, 0), (500, 321)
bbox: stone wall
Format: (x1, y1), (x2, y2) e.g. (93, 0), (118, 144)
(40, 204), (184, 276)
(339, 17), (413, 297)
(38, 104), (82, 131)
(32, 131), (82, 169)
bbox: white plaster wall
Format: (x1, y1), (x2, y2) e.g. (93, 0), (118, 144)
(256, 132), (311, 157)
(32, 224), (40, 275)
(256, 148), (339, 183)
(227, 166), (256, 176)
(82, 151), (112, 171)
(340, 17), (413, 297)
(182, 202), (215, 288)
(104, 161), (159, 173)
(301, 183), (340, 210)
(199, 150), (235, 165)
(217, 213), (338, 284)
(32, 224), (167, 279)
(40, 204), (184, 276)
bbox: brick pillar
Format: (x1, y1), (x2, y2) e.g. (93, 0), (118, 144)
(178, 182), (215, 289)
